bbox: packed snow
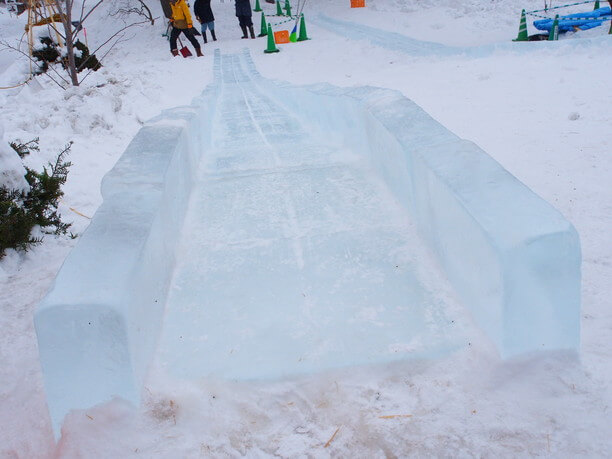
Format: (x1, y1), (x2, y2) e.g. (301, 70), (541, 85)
(1, 0), (611, 457)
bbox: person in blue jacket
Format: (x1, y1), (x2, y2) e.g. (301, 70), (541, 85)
(194, 0), (216, 43)
(235, 0), (255, 39)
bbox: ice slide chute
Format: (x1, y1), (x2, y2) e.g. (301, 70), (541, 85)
(35, 50), (580, 437)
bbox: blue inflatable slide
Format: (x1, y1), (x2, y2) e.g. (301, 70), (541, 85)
(534, 6), (611, 32)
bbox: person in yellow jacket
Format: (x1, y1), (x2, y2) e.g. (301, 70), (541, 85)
(169, 0), (203, 57)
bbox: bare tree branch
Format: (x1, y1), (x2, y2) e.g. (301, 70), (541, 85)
(18, 0), (156, 87)
(110, 0), (156, 25)
(0, 39), (68, 89)
(78, 31), (131, 84)
(79, 0), (105, 26)
(79, 0), (88, 24)
(83, 18), (151, 63)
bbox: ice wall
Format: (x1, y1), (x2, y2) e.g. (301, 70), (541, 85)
(244, 51), (580, 359)
(34, 75), (220, 437)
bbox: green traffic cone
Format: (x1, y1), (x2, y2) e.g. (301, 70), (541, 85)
(594, 0), (600, 10)
(297, 14), (309, 41)
(512, 9), (528, 42)
(548, 15), (559, 41)
(254, 0), (262, 12)
(285, 0), (292, 17)
(258, 12), (268, 36)
(264, 23), (280, 53)
(276, 0), (284, 16)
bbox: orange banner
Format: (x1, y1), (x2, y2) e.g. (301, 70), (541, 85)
(274, 30), (290, 44)
(351, 0), (365, 7)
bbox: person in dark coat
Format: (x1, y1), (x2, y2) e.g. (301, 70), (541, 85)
(194, 0), (216, 43)
(235, 0), (255, 39)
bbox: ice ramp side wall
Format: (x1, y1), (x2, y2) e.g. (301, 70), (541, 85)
(34, 85), (219, 438)
(247, 63), (580, 358)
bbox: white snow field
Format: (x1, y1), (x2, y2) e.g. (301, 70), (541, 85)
(1, 0), (611, 456)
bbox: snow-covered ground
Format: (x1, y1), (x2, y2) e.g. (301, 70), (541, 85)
(1, 0), (611, 456)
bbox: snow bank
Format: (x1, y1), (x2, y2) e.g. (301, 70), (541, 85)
(245, 51), (581, 358)
(34, 64), (220, 437)
(0, 123), (28, 191)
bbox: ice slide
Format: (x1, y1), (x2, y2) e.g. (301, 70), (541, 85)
(312, 13), (462, 57)
(312, 13), (607, 54)
(312, 13), (506, 57)
(35, 50), (580, 436)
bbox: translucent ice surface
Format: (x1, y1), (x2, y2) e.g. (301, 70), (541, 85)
(35, 50), (580, 437)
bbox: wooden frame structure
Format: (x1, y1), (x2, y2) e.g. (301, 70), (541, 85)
(25, 0), (65, 53)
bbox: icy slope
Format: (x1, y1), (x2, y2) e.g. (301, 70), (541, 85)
(156, 52), (463, 381)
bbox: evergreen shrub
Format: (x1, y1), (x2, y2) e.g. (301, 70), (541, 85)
(32, 36), (102, 75)
(0, 139), (73, 259)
